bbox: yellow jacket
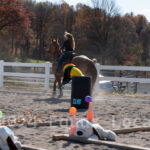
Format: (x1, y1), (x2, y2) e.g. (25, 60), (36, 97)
(70, 67), (84, 77)
(62, 63), (84, 85)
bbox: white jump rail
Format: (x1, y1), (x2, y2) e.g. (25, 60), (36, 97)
(95, 63), (150, 83)
(0, 60), (54, 90)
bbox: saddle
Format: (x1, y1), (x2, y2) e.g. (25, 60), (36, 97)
(55, 52), (76, 75)
(63, 52), (76, 65)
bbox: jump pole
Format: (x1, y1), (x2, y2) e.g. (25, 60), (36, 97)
(22, 145), (46, 150)
(113, 126), (150, 134)
(53, 134), (150, 150)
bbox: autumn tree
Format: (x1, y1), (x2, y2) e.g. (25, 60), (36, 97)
(1, 0), (150, 65)
(49, 2), (75, 43)
(0, 0), (32, 60)
(31, 2), (53, 60)
(133, 15), (149, 65)
(73, 4), (97, 57)
(73, 0), (119, 64)
(108, 15), (142, 65)
(0, 0), (30, 31)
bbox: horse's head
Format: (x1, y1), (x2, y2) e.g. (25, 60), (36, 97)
(49, 38), (61, 60)
(49, 38), (60, 54)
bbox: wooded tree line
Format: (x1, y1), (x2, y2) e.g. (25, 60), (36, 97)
(0, 0), (150, 65)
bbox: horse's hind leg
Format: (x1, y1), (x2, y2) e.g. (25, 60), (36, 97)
(58, 79), (63, 97)
(53, 80), (57, 96)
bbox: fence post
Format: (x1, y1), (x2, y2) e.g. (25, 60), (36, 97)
(44, 62), (50, 91)
(0, 60), (4, 88)
(134, 71), (138, 93)
(95, 63), (101, 89)
(95, 63), (100, 76)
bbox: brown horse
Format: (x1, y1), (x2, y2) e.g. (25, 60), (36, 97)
(49, 39), (97, 97)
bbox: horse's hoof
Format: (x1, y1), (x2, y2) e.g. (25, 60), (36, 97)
(53, 92), (56, 96)
(58, 93), (63, 98)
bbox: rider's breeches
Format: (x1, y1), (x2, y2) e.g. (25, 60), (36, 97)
(57, 51), (73, 73)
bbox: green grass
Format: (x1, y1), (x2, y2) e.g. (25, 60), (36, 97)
(11, 57), (48, 63)
(25, 59), (46, 63)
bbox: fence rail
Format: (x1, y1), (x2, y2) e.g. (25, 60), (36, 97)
(0, 61), (150, 91)
(99, 65), (150, 71)
(0, 60), (54, 90)
(4, 62), (47, 67)
(96, 63), (150, 84)
(100, 77), (150, 83)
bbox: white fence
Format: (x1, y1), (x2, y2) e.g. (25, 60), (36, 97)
(96, 64), (150, 83)
(0, 60), (150, 91)
(0, 60), (54, 90)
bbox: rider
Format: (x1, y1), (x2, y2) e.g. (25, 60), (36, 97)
(57, 32), (75, 74)
(62, 63), (84, 85)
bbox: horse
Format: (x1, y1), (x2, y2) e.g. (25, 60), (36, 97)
(49, 39), (97, 97)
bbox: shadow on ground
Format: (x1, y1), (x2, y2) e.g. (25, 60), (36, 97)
(33, 97), (70, 105)
(62, 141), (122, 150)
(33, 96), (89, 113)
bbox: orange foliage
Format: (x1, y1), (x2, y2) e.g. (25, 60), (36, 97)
(0, 0), (31, 31)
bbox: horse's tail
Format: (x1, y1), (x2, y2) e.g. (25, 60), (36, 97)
(87, 60), (98, 91)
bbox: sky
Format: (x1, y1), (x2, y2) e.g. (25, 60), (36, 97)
(36, 0), (150, 21)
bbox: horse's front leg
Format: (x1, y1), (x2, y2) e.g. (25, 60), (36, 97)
(58, 79), (63, 97)
(53, 79), (57, 96)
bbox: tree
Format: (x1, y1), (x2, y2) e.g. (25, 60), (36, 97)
(32, 2), (53, 60)
(0, 0), (31, 31)
(90, 0), (119, 64)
